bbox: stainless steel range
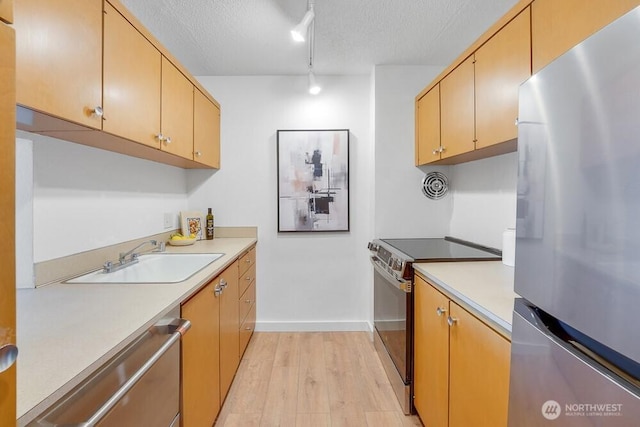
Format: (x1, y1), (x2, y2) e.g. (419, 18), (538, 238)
(368, 236), (501, 414)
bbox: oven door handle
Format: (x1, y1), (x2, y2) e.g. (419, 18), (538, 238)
(82, 318), (191, 426)
(370, 256), (411, 293)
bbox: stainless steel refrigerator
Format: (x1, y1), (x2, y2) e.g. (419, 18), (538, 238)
(509, 6), (640, 426)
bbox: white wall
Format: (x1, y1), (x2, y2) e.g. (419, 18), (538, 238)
(448, 152), (518, 249)
(21, 131), (189, 263)
(16, 138), (34, 288)
(373, 65), (451, 238)
(191, 75), (373, 331)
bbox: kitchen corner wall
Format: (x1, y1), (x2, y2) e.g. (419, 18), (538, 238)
(191, 75), (373, 331)
(448, 152), (518, 249)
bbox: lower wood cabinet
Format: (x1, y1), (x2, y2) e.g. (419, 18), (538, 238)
(180, 252), (253, 427)
(181, 279), (221, 427)
(414, 275), (511, 427)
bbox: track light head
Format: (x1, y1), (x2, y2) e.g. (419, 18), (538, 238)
(308, 70), (321, 95)
(291, 7), (315, 42)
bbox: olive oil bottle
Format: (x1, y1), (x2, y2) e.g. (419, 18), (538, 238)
(206, 208), (214, 240)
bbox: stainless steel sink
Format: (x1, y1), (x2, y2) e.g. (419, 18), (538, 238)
(66, 253), (224, 284)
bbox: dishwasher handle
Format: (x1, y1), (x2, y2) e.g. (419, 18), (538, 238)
(81, 318), (191, 426)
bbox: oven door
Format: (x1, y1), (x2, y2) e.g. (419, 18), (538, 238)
(372, 258), (412, 383)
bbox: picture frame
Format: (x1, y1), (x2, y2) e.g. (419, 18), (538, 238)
(277, 129), (349, 232)
(180, 211), (205, 240)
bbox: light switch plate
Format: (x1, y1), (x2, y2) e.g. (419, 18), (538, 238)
(163, 212), (174, 229)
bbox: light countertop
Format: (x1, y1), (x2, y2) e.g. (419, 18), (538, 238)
(17, 237), (256, 426)
(413, 261), (518, 338)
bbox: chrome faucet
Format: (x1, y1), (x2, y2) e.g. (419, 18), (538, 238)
(103, 240), (166, 273)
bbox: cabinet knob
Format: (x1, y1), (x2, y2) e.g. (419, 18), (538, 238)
(91, 106), (104, 119)
(0, 344), (18, 373)
(220, 278), (227, 289)
(214, 285), (223, 296)
(246, 276), (251, 281)
(164, 136), (172, 145)
(194, 151), (202, 157)
(245, 299), (252, 304)
(515, 117), (519, 126)
(447, 316), (458, 327)
(245, 326), (252, 331)
(245, 259), (251, 263)
(156, 133), (165, 142)
(439, 146), (446, 153)
(432, 149), (439, 155)
(436, 307), (447, 317)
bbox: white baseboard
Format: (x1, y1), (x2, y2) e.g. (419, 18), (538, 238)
(255, 320), (372, 332)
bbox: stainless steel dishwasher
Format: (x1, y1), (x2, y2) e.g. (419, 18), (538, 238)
(29, 307), (190, 427)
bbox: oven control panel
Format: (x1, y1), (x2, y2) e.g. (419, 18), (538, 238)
(368, 241), (412, 281)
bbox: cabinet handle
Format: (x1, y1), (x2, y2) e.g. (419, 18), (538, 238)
(220, 278), (227, 289)
(439, 146), (446, 153)
(194, 151), (202, 157)
(246, 276), (251, 281)
(0, 344), (18, 373)
(156, 133), (165, 142)
(245, 259), (251, 263)
(91, 106), (104, 119)
(436, 307), (447, 317)
(164, 136), (172, 145)
(245, 326), (252, 331)
(214, 285), (223, 296)
(432, 149), (439, 155)
(515, 117), (519, 126)
(447, 316), (458, 327)
(245, 299), (252, 304)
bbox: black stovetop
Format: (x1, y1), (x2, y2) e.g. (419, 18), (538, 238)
(380, 237), (501, 262)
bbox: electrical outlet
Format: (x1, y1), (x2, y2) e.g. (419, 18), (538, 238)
(163, 212), (174, 229)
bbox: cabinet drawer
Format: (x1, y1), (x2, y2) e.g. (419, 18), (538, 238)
(238, 246), (256, 277)
(238, 280), (255, 324)
(239, 303), (255, 357)
(239, 263), (255, 298)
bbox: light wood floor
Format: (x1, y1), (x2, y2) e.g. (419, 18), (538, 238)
(215, 332), (423, 427)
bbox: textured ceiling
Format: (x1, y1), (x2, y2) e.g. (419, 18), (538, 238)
(118, 0), (519, 76)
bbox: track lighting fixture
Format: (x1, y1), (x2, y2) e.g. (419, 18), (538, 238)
(291, 5), (315, 42)
(308, 70), (321, 95)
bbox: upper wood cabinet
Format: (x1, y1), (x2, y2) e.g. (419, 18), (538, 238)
(475, 8), (531, 149)
(103, 2), (161, 148)
(532, 0), (640, 73)
(440, 55), (475, 160)
(14, 0), (221, 169)
(0, 0), (13, 23)
(415, 84), (440, 165)
(194, 89), (221, 168)
(160, 57), (194, 159)
(181, 279), (221, 427)
(14, 0), (103, 129)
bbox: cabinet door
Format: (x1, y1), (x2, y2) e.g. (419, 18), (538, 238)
(415, 84), (441, 165)
(0, 22), (16, 427)
(103, 2), (161, 148)
(181, 281), (221, 427)
(0, 0), (13, 23)
(160, 57), (194, 159)
(15, 0), (102, 129)
(413, 276), (449, 427)
(449, 302), (511, 427)
(475, 8), (531, 149)
(193, 88), (220, 167)
(219, 261), (240, 401)
(440, 55), (475, 159)
(532, 0), (640, 73)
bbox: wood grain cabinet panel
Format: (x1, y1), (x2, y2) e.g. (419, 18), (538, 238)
(219, 261), (240, 401)
(475, 8), (531, 149)
(0, 21), (16, 427)
(194, 88), (221, 168)
(103, 2), (161, 148)
(415, 84), (441, 165)
(532, 0), (640, 73)
(414, 276), (449, 427)
(181, 281), (221, 427)
(440, 56), (475, 159)
(0, 0), (13, 23)
(15, 0), (102, 129)
(414, 275), (511, 427)
(449, 302), (511, 427)
(160, 56), (194, 159)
